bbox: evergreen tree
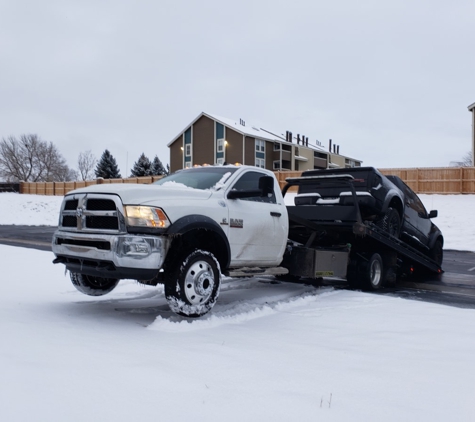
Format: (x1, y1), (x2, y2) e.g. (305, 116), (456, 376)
(95, 149), (121, 179)
(151, 155), (167, 175)
(130, 153), (153, 177)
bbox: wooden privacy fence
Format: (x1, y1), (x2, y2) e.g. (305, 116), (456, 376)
(20, 176), (165, 196)
(18, 167), (475, 195)
(378, 167), (475, 194)
(275, 167), (475, 194)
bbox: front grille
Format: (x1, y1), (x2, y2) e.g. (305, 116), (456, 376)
(62, 216), (77, 227)
(86, 216), (119, 230)
(87, 199), (116, 211)
(64, 199), (78, 210)
(60, 194), (123, 232)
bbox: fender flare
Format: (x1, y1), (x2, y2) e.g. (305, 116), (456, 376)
(381, 190), (404, 216)
(166, 214), (231, 269)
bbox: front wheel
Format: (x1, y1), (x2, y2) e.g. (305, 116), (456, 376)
(165, 250), (221, 318)
(70, 273), (119, 296)
(429, 239), (443, 266)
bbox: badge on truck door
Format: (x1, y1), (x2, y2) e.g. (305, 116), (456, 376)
(230, 218), (243, 228)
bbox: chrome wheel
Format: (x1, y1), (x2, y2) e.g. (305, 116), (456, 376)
(184, 260), (216, 305)
(369, 257), (382, 287)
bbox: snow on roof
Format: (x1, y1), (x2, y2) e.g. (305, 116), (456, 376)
(167, 111), (362, 164)
(204, 112), (285, 142)
(167, 111), (287, 147)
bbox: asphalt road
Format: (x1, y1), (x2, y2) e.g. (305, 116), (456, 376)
(1, 225), (474, 308)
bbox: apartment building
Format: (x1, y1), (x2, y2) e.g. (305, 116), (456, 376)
(168, 112), (362, 173)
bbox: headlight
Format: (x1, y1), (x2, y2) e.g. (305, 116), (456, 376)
(124, 206), (170, 228)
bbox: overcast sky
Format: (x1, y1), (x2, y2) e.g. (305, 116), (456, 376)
(1, 0), (474, 175)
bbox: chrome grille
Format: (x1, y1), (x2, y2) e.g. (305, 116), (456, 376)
(60, 194), (124, 233)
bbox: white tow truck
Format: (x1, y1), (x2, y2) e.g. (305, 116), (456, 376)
(52, 165), (441, 317)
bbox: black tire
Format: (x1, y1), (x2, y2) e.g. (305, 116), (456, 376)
(361, 253), (384, 290)
(377, 207), (401, 237)
(165, 250), (221, 318)
(70, 272), (119, 296)
(429, 239), (443, 266)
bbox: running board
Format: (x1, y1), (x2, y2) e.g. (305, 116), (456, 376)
(225, 266), (289, 278)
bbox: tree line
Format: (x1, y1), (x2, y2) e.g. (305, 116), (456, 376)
(0, 134), (169, 182)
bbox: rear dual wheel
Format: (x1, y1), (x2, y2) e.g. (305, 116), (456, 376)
(347, 253), (391, 291)
(377, 207), (401, 237)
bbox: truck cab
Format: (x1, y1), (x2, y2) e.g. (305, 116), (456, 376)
(52, 165), (288, 317)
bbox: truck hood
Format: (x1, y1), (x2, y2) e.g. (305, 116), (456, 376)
(66, 183), (213, 204)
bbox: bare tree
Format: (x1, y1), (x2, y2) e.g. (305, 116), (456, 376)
(450, 151), (473, 167)
(77, 150), (97, 181)
(0, 134), (72, 182)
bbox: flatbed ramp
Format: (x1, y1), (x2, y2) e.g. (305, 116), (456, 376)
(281, 174), (442, 290)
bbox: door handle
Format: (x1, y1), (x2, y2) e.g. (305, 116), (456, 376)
(270, 212), (281, 217)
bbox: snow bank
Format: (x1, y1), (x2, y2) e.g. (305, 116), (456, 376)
(1, 245), (475, 421)
(0, 193), (63, 225)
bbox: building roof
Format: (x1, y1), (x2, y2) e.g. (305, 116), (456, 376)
(167, 111), (286, 147)
(167, 111), (361, 162)
(468, 102), (475, 111)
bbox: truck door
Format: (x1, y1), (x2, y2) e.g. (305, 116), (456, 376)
(226, 170), (286, 266)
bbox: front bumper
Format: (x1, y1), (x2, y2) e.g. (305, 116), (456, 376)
(52, 231), (168, 280)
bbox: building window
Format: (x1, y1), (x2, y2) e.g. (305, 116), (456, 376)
(274, 143), (281, 151)
(273, 160), (281, 170)
(217, 158), (224, 165)
(255, 139), (265, 152)
(255, 140), (265, 168)
(184, 127), (192, 167)
(215, 122), (225, 163)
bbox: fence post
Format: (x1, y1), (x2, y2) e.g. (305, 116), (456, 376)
(460, 167), (463, 194)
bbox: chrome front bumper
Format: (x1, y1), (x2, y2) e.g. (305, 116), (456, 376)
(52, 231), (168, 279)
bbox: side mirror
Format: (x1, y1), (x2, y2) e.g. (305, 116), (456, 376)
(259, 176), (274, 197)
(428, 210), (438, 219)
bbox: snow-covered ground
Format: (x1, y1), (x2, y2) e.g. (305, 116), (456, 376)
(1, 192), (475, 421)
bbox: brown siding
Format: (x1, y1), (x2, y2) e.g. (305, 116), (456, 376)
(225, 127), (243, 164)
(244, 136), (255, 166)
(193, 116), (214, 165)
(265, 141), (273, 170)
(169, 136), (182, 173)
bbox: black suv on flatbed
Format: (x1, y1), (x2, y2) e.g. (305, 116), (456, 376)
(294, 167), (444, 265)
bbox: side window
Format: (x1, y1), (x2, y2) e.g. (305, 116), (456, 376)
(402, 182), (426, 216)
(411, 195), (427, 216)
(230, 171), (276, 203)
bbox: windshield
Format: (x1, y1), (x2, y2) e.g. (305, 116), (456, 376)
(154, 167), (237, 190)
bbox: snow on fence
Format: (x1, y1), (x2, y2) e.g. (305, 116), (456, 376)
(17, 168), (475, 195)
(20, 176), (165, 195)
